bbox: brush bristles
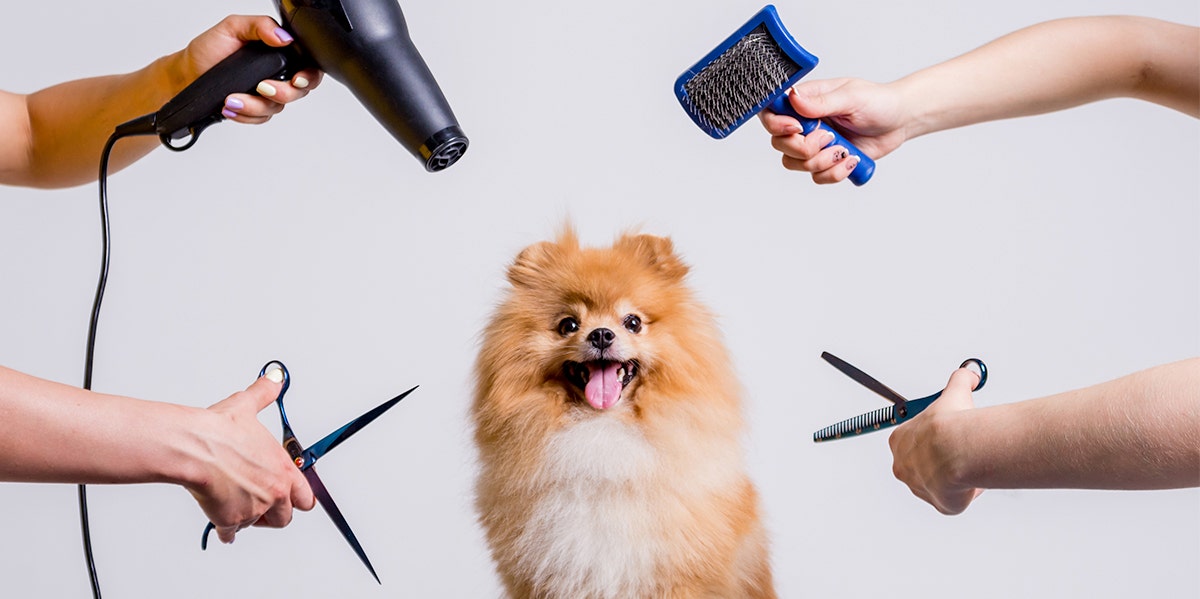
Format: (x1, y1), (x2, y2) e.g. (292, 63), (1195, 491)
(682, 25), (800, 134)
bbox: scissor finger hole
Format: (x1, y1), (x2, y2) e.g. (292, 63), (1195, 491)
(959, 358), (987, 391)
(259, 360), (286, 377)
(260, 360), (290, 383)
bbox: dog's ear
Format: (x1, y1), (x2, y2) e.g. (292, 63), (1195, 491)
(508, 230), (579, 288)
(618, 233), (689, 282)
(508, 242), (555, 288)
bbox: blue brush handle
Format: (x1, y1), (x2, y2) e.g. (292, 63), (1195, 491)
(767, 95), (875, 186)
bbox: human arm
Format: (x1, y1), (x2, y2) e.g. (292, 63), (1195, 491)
(0, 364), (315, 543)
(760, 16), (1200, 184)
(0, 15), (322, 189)
(888, 358), (1200, 515)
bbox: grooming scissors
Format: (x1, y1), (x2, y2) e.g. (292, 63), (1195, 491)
(200, 360), (417, 583)
(813, 352), (987, 442)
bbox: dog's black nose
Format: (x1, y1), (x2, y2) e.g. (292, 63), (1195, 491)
(587, 328), (615, 349)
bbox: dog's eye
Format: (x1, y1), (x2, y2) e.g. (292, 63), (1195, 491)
(623, 314), (643, 334)
(557, 317), (580, 336)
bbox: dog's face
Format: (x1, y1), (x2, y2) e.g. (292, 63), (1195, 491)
(555, 292), (648, 411)
(481, 230), (710, 414)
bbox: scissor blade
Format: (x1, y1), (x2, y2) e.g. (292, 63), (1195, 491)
(812, 392), (940, 442)
(813, 403), (896, 442)
(303, 467), (381, 584)
(821, 352), (908, 405)
(303, 386), (418, 466)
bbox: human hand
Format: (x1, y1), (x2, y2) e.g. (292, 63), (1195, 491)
(759, 78), (908, 184)
(179, 15), (323, 125)
(185, 369), (315, 544)
(887, 366), (982, 515)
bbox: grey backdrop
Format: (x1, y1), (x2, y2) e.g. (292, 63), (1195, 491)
(1, 1), (1197, 597)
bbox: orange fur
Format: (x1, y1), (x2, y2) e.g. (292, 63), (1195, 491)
(473, 229), (775, 599)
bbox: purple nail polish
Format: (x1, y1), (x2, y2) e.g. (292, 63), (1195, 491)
(225, 97), (244, 110)
(275, 27), (294, 43)
(222, 109), (238, 119)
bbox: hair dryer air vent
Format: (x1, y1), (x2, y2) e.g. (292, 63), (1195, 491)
(423, 125), (468, 172)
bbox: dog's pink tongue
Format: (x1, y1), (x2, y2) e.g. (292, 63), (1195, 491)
(585, 362), (623, 410)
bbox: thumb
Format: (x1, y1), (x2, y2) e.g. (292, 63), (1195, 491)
(932, 366), (980, 414)
(218, 15), (294, 47)
(788, 78), (856, 120)
(212, 368), (284, 414)
(247, 367), (286, 411)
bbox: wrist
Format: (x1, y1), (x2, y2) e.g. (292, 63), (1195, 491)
(140, 51), (196, 104)
(889, 74), (945, 141)
(928, 409), (979, 491)
(148, 403), (213, 490)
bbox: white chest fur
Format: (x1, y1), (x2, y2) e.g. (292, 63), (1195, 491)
(514, 416), (663, 599)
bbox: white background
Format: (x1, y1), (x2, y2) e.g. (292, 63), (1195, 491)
(1, 1), (1196, 597)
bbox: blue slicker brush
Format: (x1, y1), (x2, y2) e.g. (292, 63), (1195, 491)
(675, 5), (875, 185)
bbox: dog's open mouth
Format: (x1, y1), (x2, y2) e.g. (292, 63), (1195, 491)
(562, 359), (639, 410)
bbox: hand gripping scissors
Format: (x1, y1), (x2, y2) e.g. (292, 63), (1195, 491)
(813, 352), (987, 442)
(200, 360), (417, 583)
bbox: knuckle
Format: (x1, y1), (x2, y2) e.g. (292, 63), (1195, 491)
(781, 156), (807, 173)
(789, 145), (816, 161)
(257, 508), (290, 529)
(270, 479), (291, 502)
(812, 171), (838, 185)
(214, 509), (241, 528)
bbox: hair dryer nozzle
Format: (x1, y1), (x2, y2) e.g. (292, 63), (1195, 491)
(278, 0), (468, 172)
(422, 125), (468, 172)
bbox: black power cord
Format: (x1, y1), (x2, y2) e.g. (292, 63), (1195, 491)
(80, 116), (158, 599)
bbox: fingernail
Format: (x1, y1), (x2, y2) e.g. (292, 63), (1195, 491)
(821, 130), (835, 147)
(782, 125), (800, 135)
(293, 75), (310, 89)
(221, 109), (238, 119)
(265, 368), (284, 383)
(224, 97), (244, 111)
(845, 156), (861, 171)
(256, 81), (277, 98)
(274, 27), (294, 44)
(831, 147), (848, 162)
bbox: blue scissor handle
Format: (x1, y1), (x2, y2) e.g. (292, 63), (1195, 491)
(899, 358), (988, 420)
(201, 360), (295, 550)
(766, 94), (876, 186)
(259, 360), (291, 418)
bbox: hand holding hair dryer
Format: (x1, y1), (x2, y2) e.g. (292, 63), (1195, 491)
(131, 0), (468, 172)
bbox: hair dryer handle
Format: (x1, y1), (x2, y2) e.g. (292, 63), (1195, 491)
(154, 43), (304, 147)
(766, 95), (876, 186)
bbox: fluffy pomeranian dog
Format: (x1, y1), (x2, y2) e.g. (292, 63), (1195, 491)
(472, 229), (775, 599)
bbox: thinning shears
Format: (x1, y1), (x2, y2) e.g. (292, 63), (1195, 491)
(813, 352), (987, 442)
(200, 360), (416, 583)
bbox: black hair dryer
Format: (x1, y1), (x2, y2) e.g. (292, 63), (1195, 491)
(141, 0), (468, 172)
